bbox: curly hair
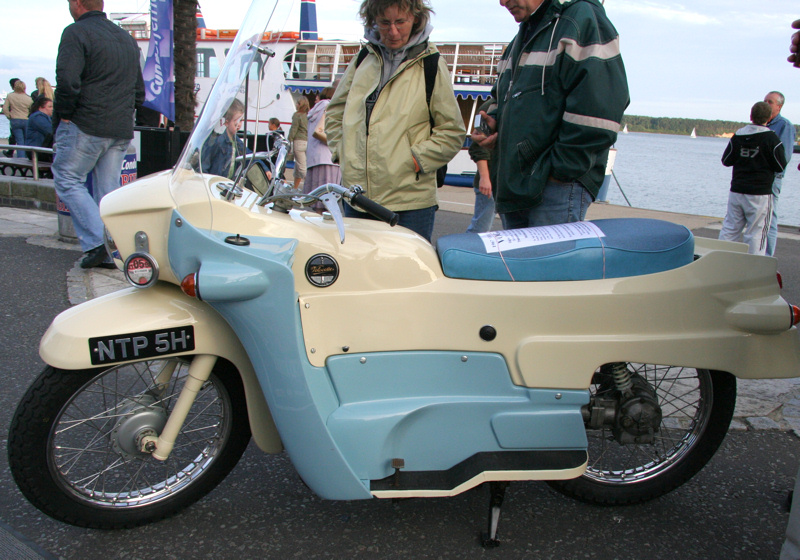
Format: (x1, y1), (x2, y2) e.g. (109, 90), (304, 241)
(358, 0), (434, 35)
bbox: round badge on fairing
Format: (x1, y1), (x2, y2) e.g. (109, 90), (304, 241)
(124, 253), (159, 288)
(305, 254), (339, 287)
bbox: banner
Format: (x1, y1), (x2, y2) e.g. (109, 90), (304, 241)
(142, 0), (175, 121)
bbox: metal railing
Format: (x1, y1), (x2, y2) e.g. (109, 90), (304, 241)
(0, 146), (54, 181)
(282, 41), (507, 87)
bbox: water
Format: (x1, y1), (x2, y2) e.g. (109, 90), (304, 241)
(607, 132), (800, 227)
(2, 115), (797, 226)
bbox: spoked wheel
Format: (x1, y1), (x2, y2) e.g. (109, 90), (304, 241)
(8, 358), (251, 528)
(548, 364), (736, 505)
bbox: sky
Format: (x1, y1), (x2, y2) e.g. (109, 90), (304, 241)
(2, 0), (799, 124)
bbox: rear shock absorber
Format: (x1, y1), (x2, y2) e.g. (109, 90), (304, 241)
(608, 362), (633, 395)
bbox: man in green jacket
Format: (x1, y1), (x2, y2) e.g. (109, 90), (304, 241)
(472, 0), (629, 229)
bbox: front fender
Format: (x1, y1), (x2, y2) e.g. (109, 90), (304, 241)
(39, 282), (282, 453)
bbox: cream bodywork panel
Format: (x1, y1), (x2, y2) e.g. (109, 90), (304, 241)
(39, 283), (282, 453)
(371, 463), (587, 498)
(295, 240), (800, 389)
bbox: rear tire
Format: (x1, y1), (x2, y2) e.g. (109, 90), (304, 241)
(548, 365), (736, 505)
(8, 358), (251, 528)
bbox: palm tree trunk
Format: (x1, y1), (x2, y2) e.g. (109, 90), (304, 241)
(173, 0), (197, 132)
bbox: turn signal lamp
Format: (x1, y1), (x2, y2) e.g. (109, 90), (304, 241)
(793, 305), (800, 327)
(181, 273), (198, 299)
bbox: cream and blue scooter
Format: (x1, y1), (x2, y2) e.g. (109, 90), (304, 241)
(8, 1), (800, 546)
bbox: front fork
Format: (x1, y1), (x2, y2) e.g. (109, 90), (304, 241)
(140, 354), (217, 460)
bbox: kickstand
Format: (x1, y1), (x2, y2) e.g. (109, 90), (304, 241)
(480, 481), (509, 548)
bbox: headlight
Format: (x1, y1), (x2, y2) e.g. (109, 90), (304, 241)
(124, 253), (159, 288)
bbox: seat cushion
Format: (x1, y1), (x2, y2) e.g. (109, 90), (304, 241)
(436, 219), (694, 281)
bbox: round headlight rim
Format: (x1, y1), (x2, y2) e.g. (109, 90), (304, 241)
(123, 252), (159, 289)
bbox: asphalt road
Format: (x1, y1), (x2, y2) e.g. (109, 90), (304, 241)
(1, 215), (799, 559)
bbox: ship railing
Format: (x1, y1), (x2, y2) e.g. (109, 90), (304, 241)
(283, 41), (506, 88)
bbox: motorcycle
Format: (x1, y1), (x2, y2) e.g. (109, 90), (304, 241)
(8, 0), (800, 546)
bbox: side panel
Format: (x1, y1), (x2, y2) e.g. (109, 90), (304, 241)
(325, 352), (588, 482)
(38, 283), (282, 453)
(297, 249), (800, 388)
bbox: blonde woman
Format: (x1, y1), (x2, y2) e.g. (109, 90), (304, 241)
(287, 96), (309, 188)
(2, 80), (33, 151)
(31, 77), (55, 104)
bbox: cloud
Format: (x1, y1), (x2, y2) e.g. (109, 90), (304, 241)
(609, 1), (721, 26)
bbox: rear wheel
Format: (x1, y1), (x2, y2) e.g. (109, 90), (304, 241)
(548, 364), (736, 505)
(8, 357), (251, 528)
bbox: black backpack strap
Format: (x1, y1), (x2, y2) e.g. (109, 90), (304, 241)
(355, 46), (369, 68)
(423, 52), (439, 127)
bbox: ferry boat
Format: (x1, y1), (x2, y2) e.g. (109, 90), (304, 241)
(113, 6), (506, 186)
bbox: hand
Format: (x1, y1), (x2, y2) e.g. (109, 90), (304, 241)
(478, 174), (492, 197)
(471, 111), (498, 149)
(790, 19), (800, 67)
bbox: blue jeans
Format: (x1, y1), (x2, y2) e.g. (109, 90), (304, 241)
(466, 175), (495, 234)
(52, 122), (130, 252)
(345, 204), (438, 242)
(500, 179), (592, 230)
(766, 173), (783, 256)
(9, 118), (26, 150)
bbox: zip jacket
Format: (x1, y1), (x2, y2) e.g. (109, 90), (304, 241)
(487, 0), (629, 213)
(722, 124), (786, 196)
(55, 11), (144, 140)
(326, 37), (465, 212)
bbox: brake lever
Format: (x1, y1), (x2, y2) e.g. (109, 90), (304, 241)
(319, 192), (346, 243)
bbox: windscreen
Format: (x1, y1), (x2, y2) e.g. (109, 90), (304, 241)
(169, 0), (278, 231)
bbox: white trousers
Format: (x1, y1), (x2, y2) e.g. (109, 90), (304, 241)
(718, 192), (772, 255)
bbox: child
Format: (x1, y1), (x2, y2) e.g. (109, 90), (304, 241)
(718, 101), (787, 255)
(202, 98), (246, 179)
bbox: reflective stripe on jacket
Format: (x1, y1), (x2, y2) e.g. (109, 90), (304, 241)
(488, 0), (629, 213)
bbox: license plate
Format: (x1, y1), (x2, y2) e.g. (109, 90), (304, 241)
(89, 326), (195, 366)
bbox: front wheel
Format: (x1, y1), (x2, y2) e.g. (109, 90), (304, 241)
(8, 358), (252, 528)
(548, 364), (736, 505)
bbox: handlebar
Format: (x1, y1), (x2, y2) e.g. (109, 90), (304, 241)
(349, 188), (399, 226)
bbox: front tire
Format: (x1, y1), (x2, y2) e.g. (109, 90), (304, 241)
(8, 358), (252, 528)
(549, 364), (736, 505)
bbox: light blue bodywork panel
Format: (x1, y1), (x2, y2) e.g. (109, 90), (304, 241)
(168, 212), (372, 499)
(326, 352), (589, 481)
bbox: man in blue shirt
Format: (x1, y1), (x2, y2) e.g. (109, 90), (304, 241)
(763, 91), (795, 256)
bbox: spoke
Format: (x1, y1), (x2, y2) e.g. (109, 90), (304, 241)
(49, 359), (230, 507)
(584, 364), (712, 482)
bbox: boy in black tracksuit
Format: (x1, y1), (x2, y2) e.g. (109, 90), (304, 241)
(718, 101), (787, 254)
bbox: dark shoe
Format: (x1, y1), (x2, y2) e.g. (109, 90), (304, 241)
(98, 262), (117, 270)
(80, 245), (109, 269)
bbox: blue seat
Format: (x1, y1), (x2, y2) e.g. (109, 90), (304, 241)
(435, 218), (694, 281)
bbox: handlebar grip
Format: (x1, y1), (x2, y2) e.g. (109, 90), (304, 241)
(350, 191), (399, 226)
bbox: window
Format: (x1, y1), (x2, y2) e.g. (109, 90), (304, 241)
(196, 48), (220, 78)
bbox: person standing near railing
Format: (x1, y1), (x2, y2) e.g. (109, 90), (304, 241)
(2, 80), (32, 157)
